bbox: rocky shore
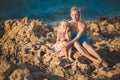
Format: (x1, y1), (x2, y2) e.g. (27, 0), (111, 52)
(0, 17), (120, 80)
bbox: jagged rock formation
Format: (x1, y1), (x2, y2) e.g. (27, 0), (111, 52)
(0, 17), (120, 80)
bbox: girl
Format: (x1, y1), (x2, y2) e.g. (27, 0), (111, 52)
(53, 20), (74, 62)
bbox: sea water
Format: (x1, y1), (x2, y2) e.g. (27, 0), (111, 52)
(0, 0), (120, 26)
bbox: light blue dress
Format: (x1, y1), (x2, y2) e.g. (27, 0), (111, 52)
(72, 31), (90, 45)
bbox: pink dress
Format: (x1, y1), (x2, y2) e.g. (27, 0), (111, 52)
(53, 30), (68, 56)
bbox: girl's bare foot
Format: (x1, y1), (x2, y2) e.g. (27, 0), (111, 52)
(68, 57), (74, 62)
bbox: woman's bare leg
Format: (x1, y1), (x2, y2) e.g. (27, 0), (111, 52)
(82, 42), (102, 61)
(82, 42), (108, 68)
(74, 41), (101, 64)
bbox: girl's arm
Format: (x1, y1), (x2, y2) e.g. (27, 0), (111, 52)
(56, 30), (60, 42)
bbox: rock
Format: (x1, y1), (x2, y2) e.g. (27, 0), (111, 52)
(9, 68), (33, 80)
(0, 17), (120, 80)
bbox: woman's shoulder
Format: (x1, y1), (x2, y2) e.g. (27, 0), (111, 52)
(78, 20), (85, 25)
(79, 21), (86, 28)
(68, 20), (73, 23)
(68, 20), (74, 27)
(68, 20), (74, 24)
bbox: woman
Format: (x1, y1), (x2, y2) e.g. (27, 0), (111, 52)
(64, 7), (108, 68)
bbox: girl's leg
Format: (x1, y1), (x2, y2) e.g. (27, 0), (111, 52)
(74, 41), (101, 64)
(68, 46), (74, 62)
(64, 49), (68, 59)
(59, 41), (67, 57)
(82, 42), (108, 68)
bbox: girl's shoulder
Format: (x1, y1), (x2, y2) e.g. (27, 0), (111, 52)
(57, 29), (62, 34)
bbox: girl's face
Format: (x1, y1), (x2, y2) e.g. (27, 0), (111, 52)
(60, 21), (69, 30)
(71, 10), (80, 21)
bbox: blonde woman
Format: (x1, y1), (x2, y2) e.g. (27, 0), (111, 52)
(64, 7), (109, 69)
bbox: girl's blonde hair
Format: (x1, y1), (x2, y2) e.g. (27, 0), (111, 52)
(59, 19), (70, 30)
(59, 19), (69, 25)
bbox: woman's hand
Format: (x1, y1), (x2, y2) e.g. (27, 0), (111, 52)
(62, 42), (71, 49)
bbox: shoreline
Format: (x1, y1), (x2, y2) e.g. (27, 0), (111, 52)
(1, 16), (120, 27)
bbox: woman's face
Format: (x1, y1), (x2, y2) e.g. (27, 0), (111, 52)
(71, 10), (80, 21)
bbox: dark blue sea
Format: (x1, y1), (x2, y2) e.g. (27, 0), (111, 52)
(0, 0), (120, 26)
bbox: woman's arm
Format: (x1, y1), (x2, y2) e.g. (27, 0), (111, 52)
(66, 22), (86, 46)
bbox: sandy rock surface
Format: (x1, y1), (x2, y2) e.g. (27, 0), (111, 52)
(0, 17), (120, 80)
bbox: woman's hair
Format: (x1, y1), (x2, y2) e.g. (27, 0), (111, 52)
(70, 7), (80, 14)
(70, 6), (81, 19)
